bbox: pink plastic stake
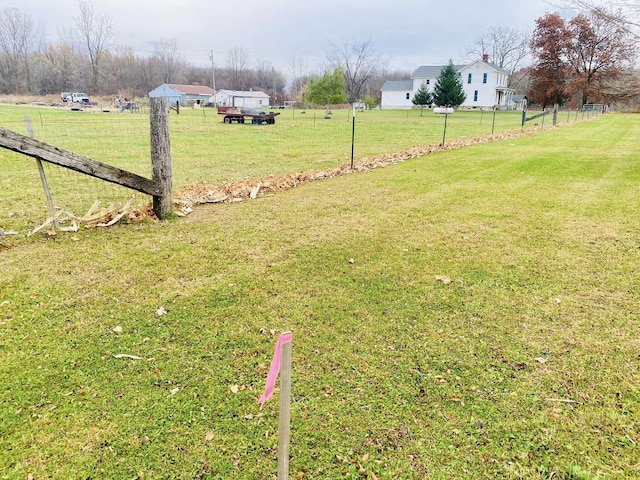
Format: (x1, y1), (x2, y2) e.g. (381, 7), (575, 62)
(258, 332), (293, 409)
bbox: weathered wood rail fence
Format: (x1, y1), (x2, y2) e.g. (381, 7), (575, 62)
(0, 97), (173, 220)
(521, 103), (557, 127)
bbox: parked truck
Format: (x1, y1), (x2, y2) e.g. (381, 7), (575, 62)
(71, 92), (90, 104)
(61, 92), (90, 104)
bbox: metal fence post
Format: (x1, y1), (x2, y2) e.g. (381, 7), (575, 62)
(350, 106), (356, 170)
(491, 106), (497, 135)
(442, 110), (448, 146)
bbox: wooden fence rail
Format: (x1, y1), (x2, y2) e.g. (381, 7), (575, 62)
(0, 97), (173, 220)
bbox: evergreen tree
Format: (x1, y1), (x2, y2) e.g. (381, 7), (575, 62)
(411, 82), (432, 116)
(433, 60), (466, 107)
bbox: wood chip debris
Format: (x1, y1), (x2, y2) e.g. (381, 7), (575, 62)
(24, 128), (541, 229)
(29, 197), (139, 235)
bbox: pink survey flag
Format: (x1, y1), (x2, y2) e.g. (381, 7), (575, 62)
(258, 332), (293, 409)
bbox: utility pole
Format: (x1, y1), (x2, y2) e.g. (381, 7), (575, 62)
(272, 66), (276, 107)
(209, 50), (216, 92)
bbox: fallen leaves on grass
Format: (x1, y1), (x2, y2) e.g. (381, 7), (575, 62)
(173, 129), (539, 215)
(435, 275), (452, 285)
(23, 128), (542, 233)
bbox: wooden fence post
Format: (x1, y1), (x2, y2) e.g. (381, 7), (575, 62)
(24, 116), (58, 229)
(150, 97), (173, 219)
(278, 332), (292, 480)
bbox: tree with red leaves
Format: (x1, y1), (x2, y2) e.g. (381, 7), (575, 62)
(529, 13), (572, 108)
(529, 11), (636, 107)
(565, 12), (636, 105)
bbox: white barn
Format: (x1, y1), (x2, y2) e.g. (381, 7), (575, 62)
(210, 89), (271, 108)
(381, 56), (514, 110)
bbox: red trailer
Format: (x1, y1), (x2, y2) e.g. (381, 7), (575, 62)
(217, 106), (280, 125)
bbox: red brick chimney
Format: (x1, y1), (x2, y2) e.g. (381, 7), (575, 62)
(482, 54), (489, 62)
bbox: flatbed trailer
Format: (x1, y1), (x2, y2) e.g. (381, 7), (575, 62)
(217, 106), (280, 125)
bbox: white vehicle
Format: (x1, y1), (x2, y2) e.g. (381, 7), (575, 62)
(61, 92), (72, 102)
(71, 92), (90, 104)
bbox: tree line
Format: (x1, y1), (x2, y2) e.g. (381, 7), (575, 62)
(0, 3), (397, 105)
(0, 1), (637, 109)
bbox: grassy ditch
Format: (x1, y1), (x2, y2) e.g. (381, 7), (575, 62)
(1, 114), (639, 479)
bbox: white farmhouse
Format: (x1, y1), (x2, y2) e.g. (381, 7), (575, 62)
(381, 55), (514, 109)
(210, 89), (271, 108)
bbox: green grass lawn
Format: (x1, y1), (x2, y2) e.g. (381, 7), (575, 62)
(1, 112), (638, 479)
(0, 104), (552, 234)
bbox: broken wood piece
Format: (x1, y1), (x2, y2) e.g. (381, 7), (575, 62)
(114, 354), (143, 360)
(29, 210), (64, 236)
(250, 182), (262, 199)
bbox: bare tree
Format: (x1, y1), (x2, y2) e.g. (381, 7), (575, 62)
(254, 59), (286, 105)
(554, 0), (640, 38)
(289, 55), (310, 102)
(40, 41), (85, 93)
(0, 8), (38, 93)
(327, 38), (385, 103)
(74, 0), (113, 93)
(154, 38), (186, 84)
(225, 46), (250, 90)
(464, 26), (531, 86)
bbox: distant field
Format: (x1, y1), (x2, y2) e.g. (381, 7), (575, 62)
(1, 103), (587, 234)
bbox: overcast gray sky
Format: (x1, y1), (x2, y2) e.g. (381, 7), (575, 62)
(13, 0), (574, 72)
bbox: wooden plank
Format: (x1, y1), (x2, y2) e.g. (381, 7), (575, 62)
(0, 126), (162, 196)
(525, 110), (549, 123)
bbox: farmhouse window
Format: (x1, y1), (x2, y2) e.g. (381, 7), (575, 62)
(483, 73), (487, 84)
(406, 93), (410, 99)
(474, 90), (478, 102)
(467, 73), (472, 84)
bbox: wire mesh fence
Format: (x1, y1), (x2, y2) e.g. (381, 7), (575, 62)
(0, 104), (598, 235)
